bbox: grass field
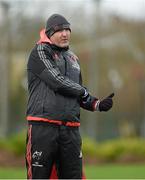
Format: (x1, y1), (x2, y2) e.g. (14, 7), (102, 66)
(85, 164), (145, 179)
(0, 164), (145, 179)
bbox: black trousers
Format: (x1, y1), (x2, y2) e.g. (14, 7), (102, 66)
(26, 123), (82, 179)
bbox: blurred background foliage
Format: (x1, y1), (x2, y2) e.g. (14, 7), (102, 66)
(1, 131), (145, 164)
(0, 0), (145, 162)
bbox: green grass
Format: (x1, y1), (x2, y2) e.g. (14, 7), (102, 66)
(0, 164), (145, 179)
(85, 164), (145, 179)
(0, 167), (26, 179)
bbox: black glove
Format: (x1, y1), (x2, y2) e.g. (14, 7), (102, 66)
(80, 89), (97, 111)
(97, 93), (114, 112)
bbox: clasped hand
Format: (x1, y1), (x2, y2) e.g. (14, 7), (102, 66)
(81, 90), (114, 112)
(96, 93), (114, 111)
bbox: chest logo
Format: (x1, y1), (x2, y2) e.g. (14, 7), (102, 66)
(69, 55), (80, 71)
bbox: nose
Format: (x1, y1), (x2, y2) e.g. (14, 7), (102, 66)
(61, 29), (68, 36)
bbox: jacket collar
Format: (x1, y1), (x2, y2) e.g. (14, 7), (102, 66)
(37, 29), (52, 44)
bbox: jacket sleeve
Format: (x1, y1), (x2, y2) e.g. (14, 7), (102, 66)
(27, 43), (85, 98)
(78, 68), (97, 111)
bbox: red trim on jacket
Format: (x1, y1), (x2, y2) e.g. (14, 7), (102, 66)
(92, 99), (98, 111)
(26, 125), (32, 179)
(37, 29), (52, 44)
(27, 116), (80, 127)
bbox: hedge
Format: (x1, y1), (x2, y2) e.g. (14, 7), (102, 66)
(1, 131), (145, 163)
(82, 137), (145, 163)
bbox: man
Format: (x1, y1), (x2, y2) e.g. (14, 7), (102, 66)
(26, 14), (114, 179)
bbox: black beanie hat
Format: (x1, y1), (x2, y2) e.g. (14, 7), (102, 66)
(45, 14), (71, 38)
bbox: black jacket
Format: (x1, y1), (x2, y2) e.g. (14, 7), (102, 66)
(26, 30), (87, 124)
(26, 29), (95, 125)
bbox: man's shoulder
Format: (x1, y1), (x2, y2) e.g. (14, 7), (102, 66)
(28, 43), (52, 61)
(36, 43), (52, 51)
(29, 43), (52, 58)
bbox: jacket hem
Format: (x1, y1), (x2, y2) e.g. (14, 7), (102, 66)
(27, 116), (80, 127)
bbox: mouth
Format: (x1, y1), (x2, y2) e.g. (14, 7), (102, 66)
(61, 39), (68, 42)
(59, 39), (69, 47)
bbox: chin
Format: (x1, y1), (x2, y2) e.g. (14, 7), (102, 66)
(60, 42), (69, 48)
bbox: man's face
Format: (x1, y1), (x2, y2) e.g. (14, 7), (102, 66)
(50, 29), (71, 48)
